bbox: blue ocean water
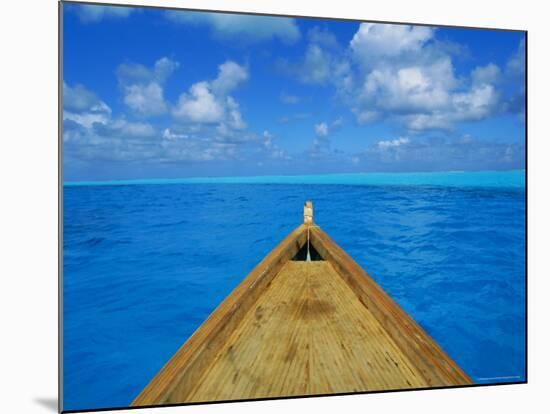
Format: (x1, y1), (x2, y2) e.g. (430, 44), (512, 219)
(66, 169), (525, 188)
(63, 172), (526, 411)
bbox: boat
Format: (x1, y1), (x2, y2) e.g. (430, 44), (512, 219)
(132, 201), (472, 406)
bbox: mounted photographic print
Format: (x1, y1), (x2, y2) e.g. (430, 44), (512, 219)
(60, 1), (526, 412)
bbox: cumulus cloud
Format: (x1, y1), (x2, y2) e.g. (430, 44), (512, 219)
(451, 84), (499, 120)
(350, 23), (434, 63)
(172, 61), (248, 133)
(116, 57), (179, 116)
(63, 82), (156, 142)
(225, 97), (247, 130)
(64, 59), (260, 169)
(63, 82), (111, 128)
(123, 82), (167, 117)
(165, 11), (300, 44)
(63, 82), (107, 113)
(211, 61), (249, 95)
(280, 22), (521, 133)
(65, 59), (253, 164)
(63, 82), (243, 164)
(71, 5), (133, 23)
(62, 82), (196, 166)
(346, 23), (505, 130)
(472, 63), (501, 86)
(360, 58), (456, 113)
(173, 82), (225, 123)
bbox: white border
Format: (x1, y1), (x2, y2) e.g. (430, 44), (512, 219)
(1, 1), (548, 413)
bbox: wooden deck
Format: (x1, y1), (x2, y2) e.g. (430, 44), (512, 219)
(184, 260), (427, 401)
(133, 218), (471, 407)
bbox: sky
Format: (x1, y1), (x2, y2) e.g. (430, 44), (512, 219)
(62, 3), (526, 181)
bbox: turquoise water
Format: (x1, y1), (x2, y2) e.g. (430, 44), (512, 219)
(65, 170), (525, 188)
(63, 171), (526, 411)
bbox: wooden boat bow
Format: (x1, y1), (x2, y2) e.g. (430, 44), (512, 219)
(132, 201), (471, 406)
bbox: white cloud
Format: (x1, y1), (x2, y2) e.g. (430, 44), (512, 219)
(262, 130), (289, 160)
(172, 61), (248, 131)
(377, 137), (410, 149)
(63, 81), (158, 154)
(117, 57), (179, 116)
(123, 83), (167, 116)
(340, 23), (505, 131)
(211, 61), (249, 95)
(472, 63), (501, 86)
(311, 120), (342, 156)
(452, 84), (499, 120)
(63, 82), (111, 115)
(153, 57), (180, 82)
(404, 114), (450, 131)
(311, 118), (344, 153)
(352, 135), (525, 170)
(225, 97), (247, 130)
(64, 110), (110, 130)
(116, 57), (179, 85)
(165, 11), (300, 44)
(350, 23), (433, 63)
(66, 58), (254, 163)
(315, 122), (329, 137)
(173, 82), (225, 123)
(360, 58), (456, 114)
(403, 83), (498, 131)
(63, 77), (253, 165)
(96, 119), (156, 139)
(73, 5), (133, 23)
(63, 82), (111, 128)
(280, 22), (515, 132)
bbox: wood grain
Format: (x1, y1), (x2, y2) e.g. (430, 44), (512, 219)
(183, 261), (427, 402)
(132, 223), (471, 407)
(309, 226), (472, 386)
(132, 225), (307, 406)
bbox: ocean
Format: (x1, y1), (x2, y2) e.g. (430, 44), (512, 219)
(63, 171), (526, 410)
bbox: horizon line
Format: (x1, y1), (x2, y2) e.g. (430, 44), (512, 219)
(63, 169), (526, 188)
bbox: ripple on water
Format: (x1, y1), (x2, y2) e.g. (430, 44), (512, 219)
(63, 183), (526, 410)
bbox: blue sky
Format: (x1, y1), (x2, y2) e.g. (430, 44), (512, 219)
(62, 3), (525, 181)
